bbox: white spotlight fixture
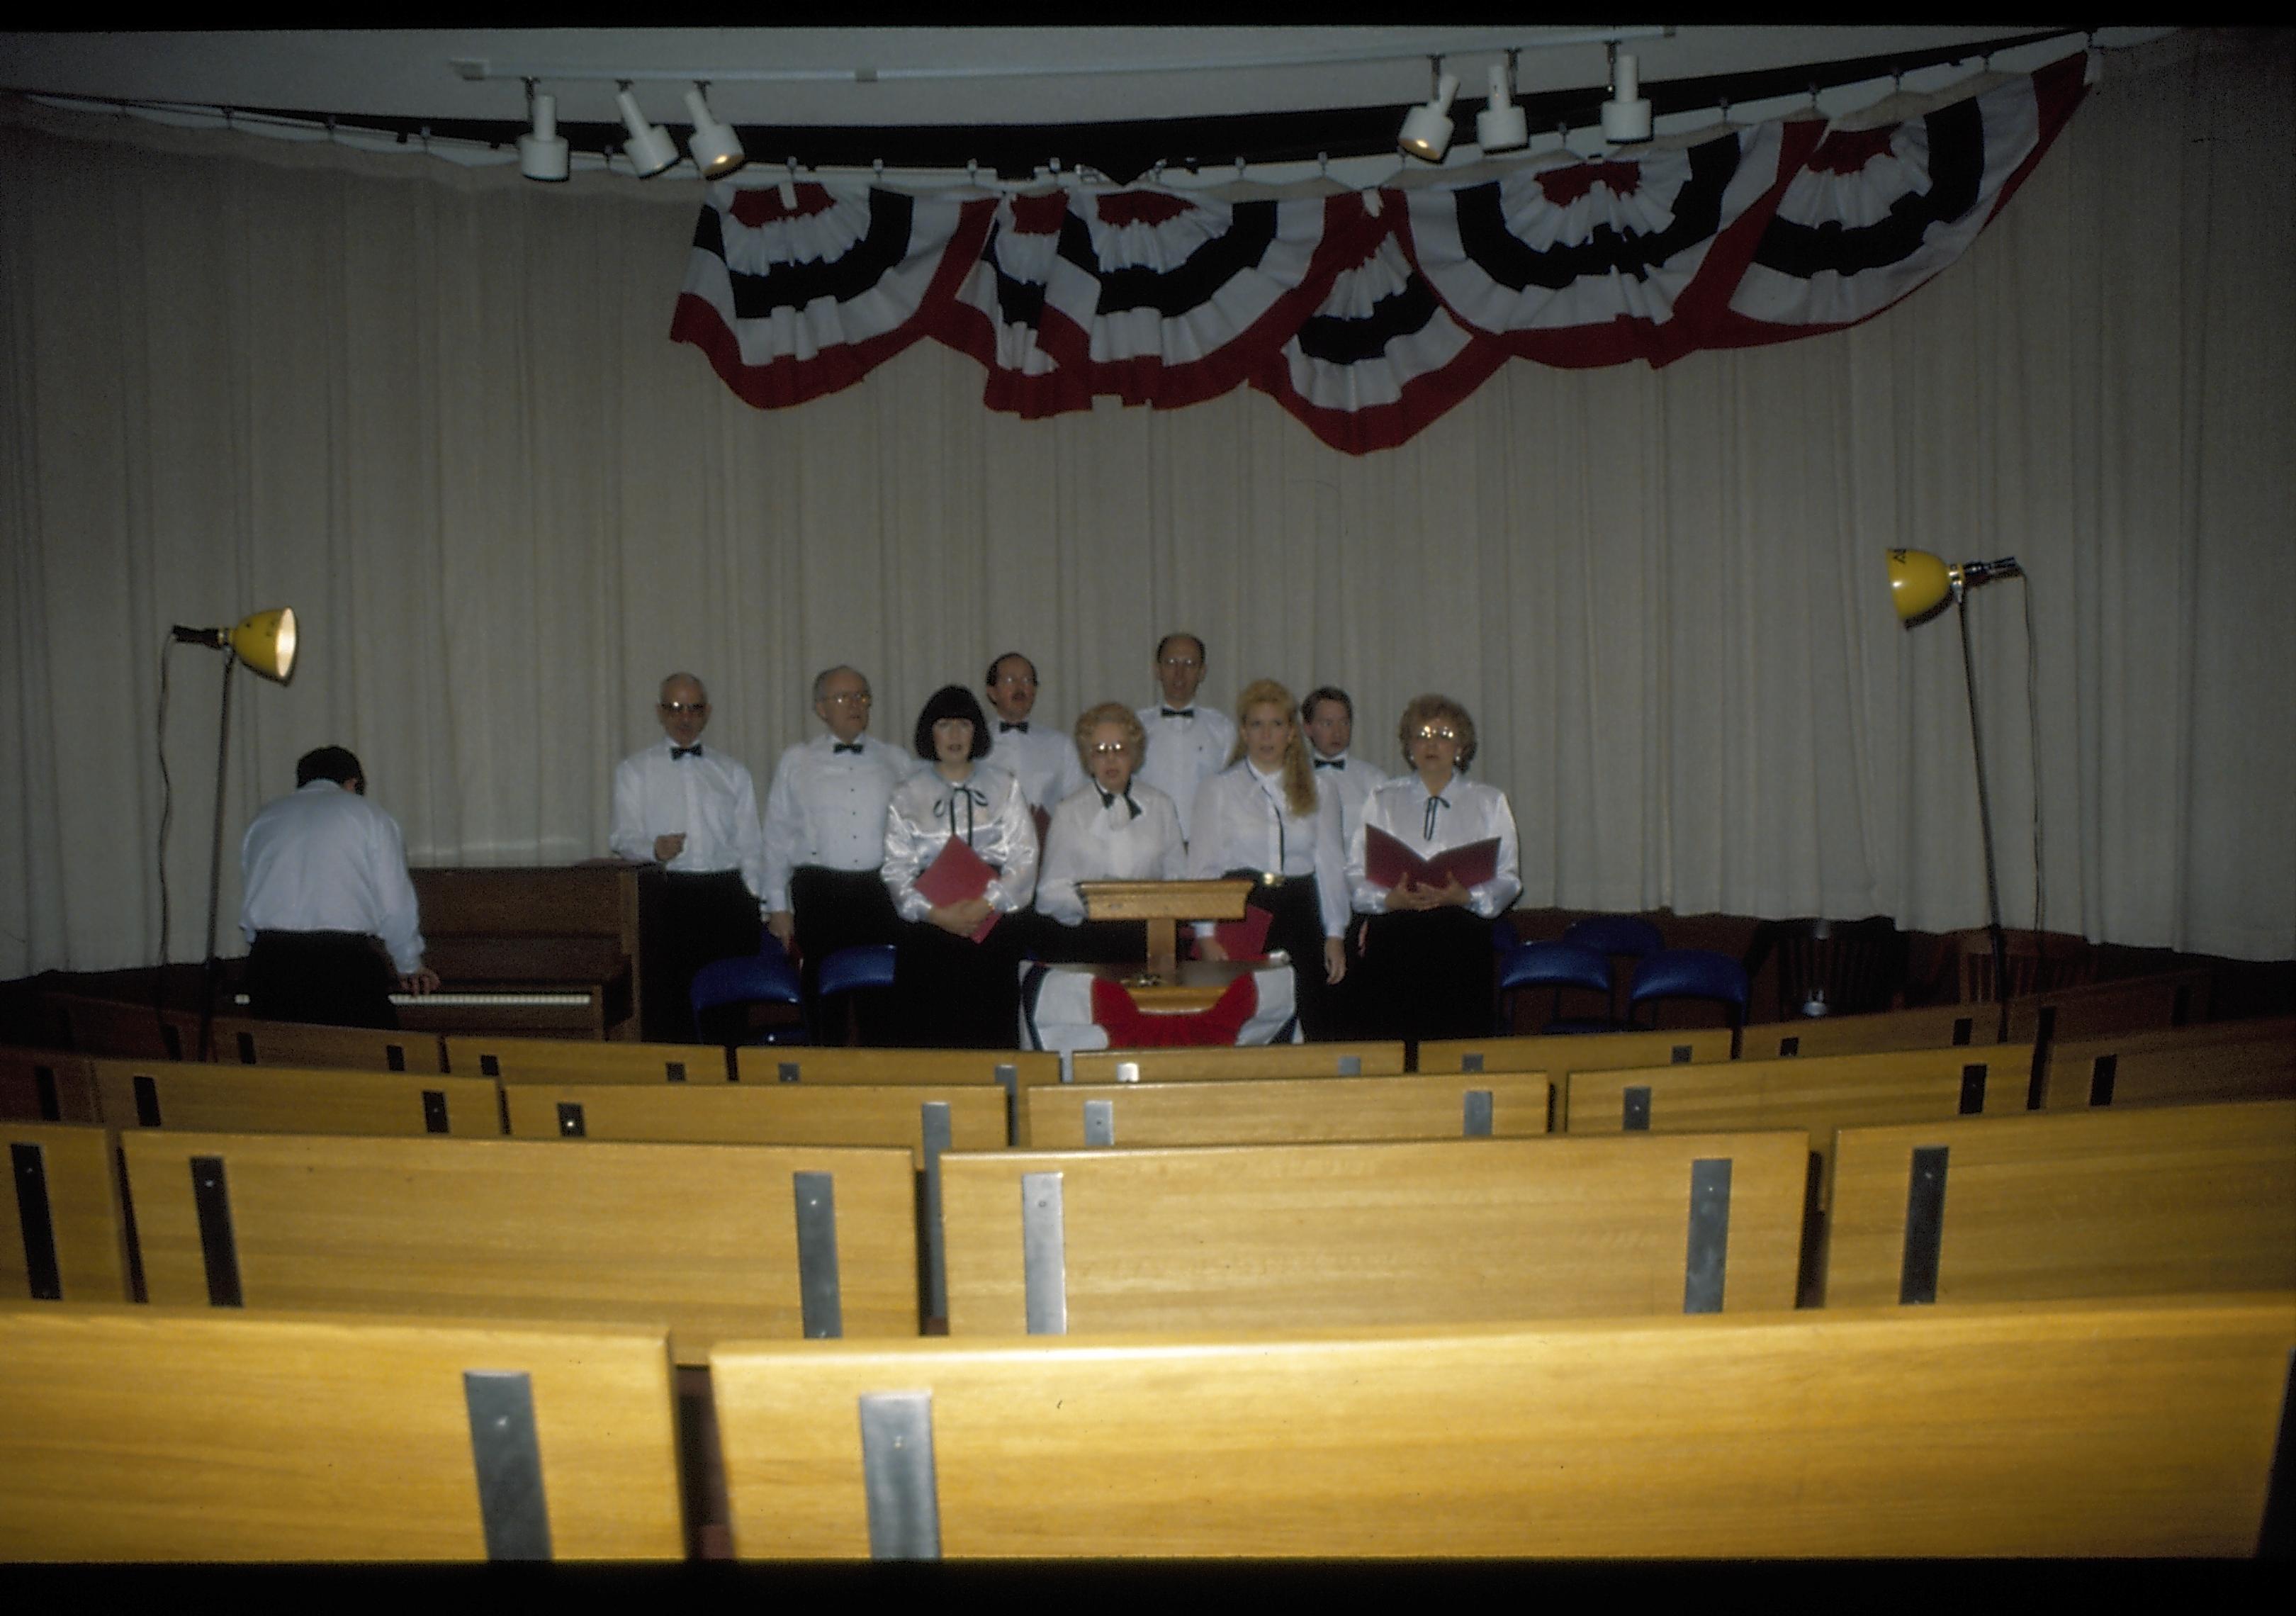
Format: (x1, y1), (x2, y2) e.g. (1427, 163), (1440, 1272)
(1477, 55), (1529, 153)
(615, 84), (680, 178)
(1399, 61), (1461, 163)
(517, 82), (570, 182)
(1601, 43), (1653, 145)
(682, 83), (747, 179)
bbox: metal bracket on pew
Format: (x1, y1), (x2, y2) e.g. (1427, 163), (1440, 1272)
(1022, 1171), (1067, 1335)
(1463, 1090), (1494, 1138)
(794, 1171), (843, 1338)
(1623, 1086), (1651, 1131)
(33, 1065), (60, 1122)
(134, 1074), (162, 1128)
(1900, 1145), (1950, 1304)
(778, 1060), (801, 1083)
(422, 1089), (451, 1134)
(1083, 1099), (1115, 1148)
(921, 1101), (952, 1321)
(1461, 1052), (1485, 1073)
(1683, 1158), (1733, 1313)
(1959, 1064), (1989, 1116)
(11, 1143), (62, 1300)
(2088, 1055), (2118, 1107)
(191, 1154), (244, 1307)
(464, 1369), (553, 1561)
(994, 1063), (1019, 1143)
(858, 1391), (941, 1561)
(1336, 1055), (1361, 1075)
(557, 1102), (586, 1138)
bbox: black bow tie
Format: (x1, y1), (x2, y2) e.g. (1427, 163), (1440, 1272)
(1314, 756), (1343, 769)
(999, 721), (1028, 734)
(1098, 786), (1142, 821)
(1160, 707), (1193, 719)
(671, 745), (703, 760)
(832, 742), (863, 755)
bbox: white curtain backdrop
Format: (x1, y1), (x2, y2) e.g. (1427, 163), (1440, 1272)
(1, 30), (2288, 979)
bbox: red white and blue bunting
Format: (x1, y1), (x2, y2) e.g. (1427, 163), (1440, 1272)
(672, 52), (2090, 453)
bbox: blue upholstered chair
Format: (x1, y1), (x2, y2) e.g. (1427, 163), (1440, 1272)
(690, 935), (806, 1047)
(1561, 915), (1667, 1023)
(1496, 939), (1620, 1035)
(816, 944), (899, 1047)
(1627, 948), (1752, 1055)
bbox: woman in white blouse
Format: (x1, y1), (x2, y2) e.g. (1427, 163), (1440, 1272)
(881, 684), (1040, 1047)
(1036, 703), (1186, 963)
(1188, 678), (1349, 1039)
(1347, 692), (1521, 1044)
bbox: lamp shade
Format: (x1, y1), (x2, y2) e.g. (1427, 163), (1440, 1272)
(1399, 74), (1461, 162)
(228, 607), (298, 680)
(1886, 549), (1957, 624)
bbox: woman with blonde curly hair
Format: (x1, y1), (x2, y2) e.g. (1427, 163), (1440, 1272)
(1346, 692), (1521, 1043)
(1035, 702), (1187, 963)
(1186, 678), (1349, 1038)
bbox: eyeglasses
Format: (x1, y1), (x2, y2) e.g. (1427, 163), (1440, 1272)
(823, 692), (873, 707)
(1159, 657), (1202, 670)
(991, 673), (1037, 688)
(1089, 742), (1131, 756)
(1414, 726), (1461, 742)
(659, 701), (709, 716)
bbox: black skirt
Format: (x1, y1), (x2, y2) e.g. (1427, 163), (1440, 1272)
(1351, 905), (1496, 1045)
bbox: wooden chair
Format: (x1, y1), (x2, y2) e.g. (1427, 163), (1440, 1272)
(939, 1130), (1805, 1335)
(0, 1304), (685, 1560)
(89, 1057), (502, 1138)
(1, 1121), (133, 1302)
(1821, 1099), (2296, 1307)
(118, 1130), (924, 1362)
(1950, 927), (2095, 1004)
(1025, 1071), (1554, 1150)
(710, 1292), (2296, 1558)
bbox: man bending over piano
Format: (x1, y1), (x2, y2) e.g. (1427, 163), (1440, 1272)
(610, 672), (767, 1040)
(240, 745), (438, 1028)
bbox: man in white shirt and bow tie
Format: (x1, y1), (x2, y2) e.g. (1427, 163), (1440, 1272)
(1134, 632), (1235, 846)
(981, 651), (1084, 840)
(609, 672), (767, 1039)
(1300, 685), (1388, 848)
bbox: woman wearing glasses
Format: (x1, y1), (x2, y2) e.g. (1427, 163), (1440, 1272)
(1347, 693), (1521, 1043)
(881, 684), (1040, 1046)
(1035, 702), (1187, 963)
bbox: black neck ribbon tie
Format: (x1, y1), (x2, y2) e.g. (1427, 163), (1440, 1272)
(935, 785), (988, 844)
(1098, 786), (1142, 822)
(1424, 794), (1451, 841)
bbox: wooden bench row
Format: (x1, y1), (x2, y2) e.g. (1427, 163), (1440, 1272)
(6, 1291), (2290, 1559)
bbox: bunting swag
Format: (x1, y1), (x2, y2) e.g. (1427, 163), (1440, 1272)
(672, 55), (2090, 451)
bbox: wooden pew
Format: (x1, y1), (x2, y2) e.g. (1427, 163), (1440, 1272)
(1, 1121), (133, 1302)
(36, 989), (197, 1061)
(1067, 1043), (1407, 1084)
(1416, 1026), (1735, 1076)
(2011, 966), (2215, 1044)
(711, 1292), (2296, 1559)
(206, 1014), (446, 1074)
(733, 1046), (1060, 1092)
(1737, 1001), (2000, 1060)
(939, 1130), (1805, 1335)
(2037, 1016), (2296, 1111)
(1821, 1099), (2296, 1307)
(1025, 1072), (1554, 1149)
(89, 1057), (502, 1139)
(446, 1032), (731, 1084)
(118, 1130), (923, 1362)
(0, 1045), (101, 1123)
(501, 1082), (1008, 1162)
(0, 1304), (685, 1560)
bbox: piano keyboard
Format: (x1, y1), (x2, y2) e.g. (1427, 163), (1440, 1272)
(389, 992), (593, 1009)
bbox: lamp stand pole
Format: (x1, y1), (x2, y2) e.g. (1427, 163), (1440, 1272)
(1956, 595), (2011, 1044)
(198, 650), (240, 1063)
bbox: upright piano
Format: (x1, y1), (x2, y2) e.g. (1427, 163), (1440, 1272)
(403, 864), (663, 1040)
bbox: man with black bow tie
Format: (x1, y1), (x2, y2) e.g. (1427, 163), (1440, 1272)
(610, 672), (766, 1039)
(1301, 685), (1389, 849)
(982, 651), (1084, 836)
(1134, 632), (1235, 846)
(762, 665), (916, 1041)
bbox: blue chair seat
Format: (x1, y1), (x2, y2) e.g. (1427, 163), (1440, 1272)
(818, 943), (898, 997)
(1562, 915), (1665, 960)
(1628, 948), (1751, 1040)
(1495, 939), (1620, 1036)
(690, 938), (806, 1046)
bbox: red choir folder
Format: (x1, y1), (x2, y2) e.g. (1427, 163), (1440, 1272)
(915, 834), (1001, 943)
(1362, 826), (1500, 892)
(1211, 902), (1274, 961)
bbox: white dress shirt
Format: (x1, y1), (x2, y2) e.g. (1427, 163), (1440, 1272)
(239, 780), (427, 974)
(1310, 748), (1390, 850)
(1036, 780), (1186, 926)
(984, 719), (1086, 814)
(761, 732), (918, 912)
(1134, 702), (1237, 843)
(1187, 762), (1349, 938)
(881, 762), (1040, 922)
(608, 738), (767, 900)
(1348, 771), (1523, 920)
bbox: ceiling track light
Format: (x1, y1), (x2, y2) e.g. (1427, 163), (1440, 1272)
(615, 82), (680, 179)
(1601, 41), (1653, 145)
(517, 79), (570, 183)
(1477, 51), (1529, 154)
(683, 82), (747, 180)
(1398, 57), (1461, 164)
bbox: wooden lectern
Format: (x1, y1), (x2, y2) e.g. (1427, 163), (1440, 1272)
(1076, 878), (1259, 1011)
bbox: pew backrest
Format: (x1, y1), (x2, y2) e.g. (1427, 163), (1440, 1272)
(208, 1014), (446, 1073)
(1821, 1099), (2296, 1307)
(0, 1045), (101, 1124)
(90, 1057), (502, 1138)
(118, 1130), (923, 1362)
(502, 1082), (1008, 1162)
(1736, 1001), (1999, 1061)
(732, 1046), (1060, 1099)
(2037, 1016), (2296, 1111)
(1024, 1072), (1553, 1149)
(1, 1121), (132, 1302)
(710, 1292), (2296, 1558)
(446, 1033), (730, 1084)
(1415, 1026), (1735, 1075)
(37, 990), (196, 1061)
(0, 1304), (685, 1560)
(1066, 1043), (1409, 1084)
(939, 1130), (1806, 1335)
(2010, 967), (2215, 1045)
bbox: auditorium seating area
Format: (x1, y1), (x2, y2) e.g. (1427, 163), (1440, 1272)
(3, 943), (2291, 1561)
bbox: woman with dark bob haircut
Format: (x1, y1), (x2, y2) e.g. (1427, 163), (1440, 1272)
(881, 683), (1039, 1045)
(1345, 692), (1521, 1043)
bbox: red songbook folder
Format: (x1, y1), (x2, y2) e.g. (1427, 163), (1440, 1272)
(1362, 825), (1500, 892)
(1211, 902), (1274, 961)
(914, 834), (1001, 943)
